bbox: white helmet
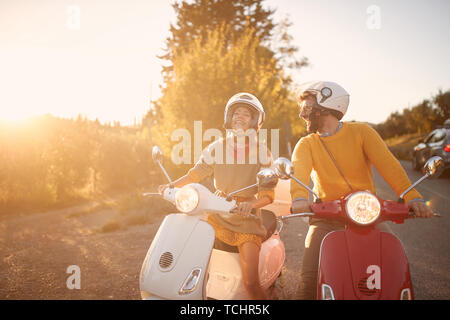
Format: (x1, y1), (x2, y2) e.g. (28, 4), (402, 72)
(296, 81), (350, 117)
(223, 92), (265, 130)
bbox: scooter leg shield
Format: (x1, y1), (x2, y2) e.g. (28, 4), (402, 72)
(140, 214), (215, 300)
(317, 229), (413, 300)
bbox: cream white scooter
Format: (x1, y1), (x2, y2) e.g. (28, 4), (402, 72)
(139, 146), (291, 300)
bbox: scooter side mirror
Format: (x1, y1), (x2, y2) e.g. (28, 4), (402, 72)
(152, 145), (172, 183)
(226, 169), (279, 201)
(273, 157), (321, 202)
(257, 168), (279, 189)
(152, 146), (164, 164)
(399, 156), (444, 201)
(273, 157), (294, 180)
(422, 156), (445, 179)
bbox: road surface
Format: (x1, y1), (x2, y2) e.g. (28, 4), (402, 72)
(0, 160), (448, 299)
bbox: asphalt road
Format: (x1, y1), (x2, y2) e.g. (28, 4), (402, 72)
(374, 160), (450, 300)
(0, 160), (447, 300)
(279, 160), (450, 300)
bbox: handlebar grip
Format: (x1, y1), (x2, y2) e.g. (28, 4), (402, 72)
(142, 192), (160, 196)
(408, 209), (441, 218)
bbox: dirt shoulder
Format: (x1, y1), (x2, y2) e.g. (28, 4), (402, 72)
(0, 203), (307, 300)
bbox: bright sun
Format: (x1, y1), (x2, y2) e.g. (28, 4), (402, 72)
(0, 109), (39, 122)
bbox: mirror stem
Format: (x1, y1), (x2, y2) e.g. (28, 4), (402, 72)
(226, 183), (258, 200)
(399, 173), (430, 200)
(290, 174), (321, 200)
(157, 161), (172, 183)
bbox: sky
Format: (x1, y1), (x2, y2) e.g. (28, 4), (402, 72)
(0, 0), (449, 126)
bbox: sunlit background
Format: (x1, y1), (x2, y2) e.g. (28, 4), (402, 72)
(0, 0), (449, 125)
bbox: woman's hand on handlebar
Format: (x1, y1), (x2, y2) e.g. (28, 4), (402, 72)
(231, 202), (254, 216)
(230, 195), (273, 216)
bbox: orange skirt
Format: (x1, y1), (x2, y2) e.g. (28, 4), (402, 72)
(207, 214), (262, 248)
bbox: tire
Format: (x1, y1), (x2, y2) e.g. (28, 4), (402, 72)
(411, 154), (421, 171)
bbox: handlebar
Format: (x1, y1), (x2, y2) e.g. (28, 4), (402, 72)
(280, 213), (314, 220)
(408, 209), (441, 218)
(275, 212), (314, 234)
(142, 192), (160, 196)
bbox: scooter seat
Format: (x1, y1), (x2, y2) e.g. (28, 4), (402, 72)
(213, 238), (240, 253)
(261, 209), (277, 241)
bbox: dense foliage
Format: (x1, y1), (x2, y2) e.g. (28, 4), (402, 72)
(147, 0), (308, 174)
(0, 115), (156, 214)
(374, 89), (450, 139)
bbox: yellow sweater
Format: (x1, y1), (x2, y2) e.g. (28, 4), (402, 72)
(291, 122), (422, 204)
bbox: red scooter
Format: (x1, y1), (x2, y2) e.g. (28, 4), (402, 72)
(273, 156), (444, 300)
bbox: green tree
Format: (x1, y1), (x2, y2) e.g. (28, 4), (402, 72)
(151, 24), (300, 167)
(433, 89), (450, 123)
(160, 0), (277, 81)
(374, 89), (449, 140)
(147, 0), (308, 166)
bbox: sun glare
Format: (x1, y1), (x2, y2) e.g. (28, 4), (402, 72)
(0, 109), (40, 123)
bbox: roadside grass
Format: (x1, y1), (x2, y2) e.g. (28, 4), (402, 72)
(66, 201), (114, 219)
(385, 133), (426, 161)
(100, 191), (175, 233)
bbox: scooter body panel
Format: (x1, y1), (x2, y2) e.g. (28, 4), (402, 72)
(206, 234), (285, 300)
(140, 214), (215, 300)
(317, 227), (413, 300)
(264, 179), (291, 217)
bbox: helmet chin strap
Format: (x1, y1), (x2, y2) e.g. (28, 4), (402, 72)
(227, 128), (258, 138)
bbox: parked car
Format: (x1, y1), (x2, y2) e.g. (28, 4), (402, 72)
(411, 122), (450, 172)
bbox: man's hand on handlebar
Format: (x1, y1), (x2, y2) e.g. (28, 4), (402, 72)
(291, 199), (312, 214)
(410, 201), (434, 218)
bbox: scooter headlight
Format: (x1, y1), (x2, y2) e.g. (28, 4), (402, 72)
(175, 186), (199, 213)
(345, 192), (381, 225)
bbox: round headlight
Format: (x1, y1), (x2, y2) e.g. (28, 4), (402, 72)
(345, 192), (381, 225)
(175, 186), (199, 213)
